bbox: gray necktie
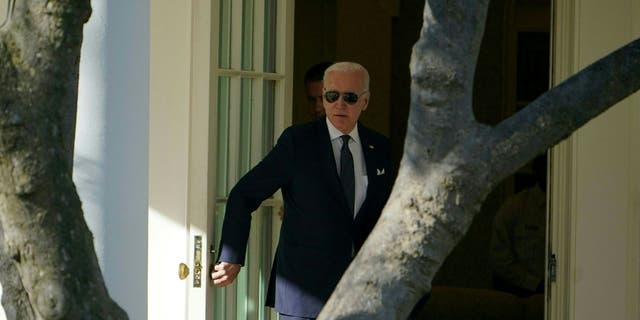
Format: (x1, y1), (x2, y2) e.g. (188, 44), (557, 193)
(340, 135), (355, 215)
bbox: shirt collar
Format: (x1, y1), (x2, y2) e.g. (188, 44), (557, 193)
(326, 117), (360, 144)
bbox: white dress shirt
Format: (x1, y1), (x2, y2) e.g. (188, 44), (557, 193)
(326, 118), (368, 217)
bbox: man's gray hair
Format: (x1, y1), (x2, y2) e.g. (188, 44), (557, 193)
(323, 62), (370, 91)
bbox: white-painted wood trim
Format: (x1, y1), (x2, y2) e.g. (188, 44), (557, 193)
(548, 141), (578, 320)
(208, 2), (222, 319)
(549, 1), (578, 319)
(186, 0), (214, 319)
(216, 69), (286, 79)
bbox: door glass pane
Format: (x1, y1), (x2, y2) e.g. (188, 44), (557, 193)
(236, 253), (249, 320)
(263, 0), (277, 72)
(242, 0), (254, 70)
(239, 78), (253, 176)
(233, 206), (275, 320)
(258, 207), (274, 320)
(213, 204), (227, 320)
(216, 76), (230, 197)
(213, 0), (287, 319)
(218, 0), (232, 68)
(262, 80), (275, 154)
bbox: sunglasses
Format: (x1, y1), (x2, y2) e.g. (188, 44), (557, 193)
(324, 90), (368, 105)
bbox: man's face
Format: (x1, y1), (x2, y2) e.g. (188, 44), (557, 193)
(323, 70), (369, 134)
(305, 80), (325, 118)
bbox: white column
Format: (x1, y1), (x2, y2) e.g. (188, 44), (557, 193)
(74, 1), (149, 319)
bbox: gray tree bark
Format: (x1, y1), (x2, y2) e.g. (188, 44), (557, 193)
(0, 1), (127, 319)
(320, 0), (640, 319)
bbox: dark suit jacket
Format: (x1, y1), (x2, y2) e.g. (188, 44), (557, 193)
(218, 117), (392, 318)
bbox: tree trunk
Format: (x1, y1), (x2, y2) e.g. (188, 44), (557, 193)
(0, 225), (35, 319)
(0, 1), (127, 319)
(320, 0), (640, 319)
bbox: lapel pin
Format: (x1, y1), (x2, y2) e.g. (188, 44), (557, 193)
(377, 168), (385, 176)
(369, 145), (374, 149)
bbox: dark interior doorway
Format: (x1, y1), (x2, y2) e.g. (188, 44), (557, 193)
(292, 1), (551, 318)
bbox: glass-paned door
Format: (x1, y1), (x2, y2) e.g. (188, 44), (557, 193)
(211, 0), (293, 319)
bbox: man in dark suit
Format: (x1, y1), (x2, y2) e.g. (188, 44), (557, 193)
(211, 62), (392, 320)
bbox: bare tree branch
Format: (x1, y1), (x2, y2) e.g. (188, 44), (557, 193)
(487, 38), (640, 182)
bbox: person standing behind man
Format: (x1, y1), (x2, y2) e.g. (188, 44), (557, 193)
(211, 62), (392, 320)
(303, 61), (333, 119)
(489, 155), (547, 297)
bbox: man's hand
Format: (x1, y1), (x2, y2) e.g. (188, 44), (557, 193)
(211, 261), (241, 287)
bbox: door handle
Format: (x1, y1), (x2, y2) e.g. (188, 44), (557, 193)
(178, 263), (190, 280)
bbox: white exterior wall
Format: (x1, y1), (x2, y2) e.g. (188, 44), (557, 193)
(74, 0), (149, 319)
